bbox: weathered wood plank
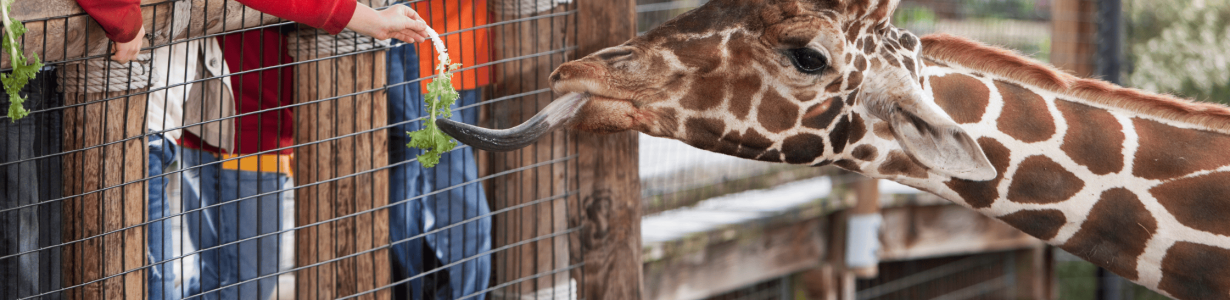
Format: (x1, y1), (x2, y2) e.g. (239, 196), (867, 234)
(290, 33), (390, 300)
(1050, 0), (1097, 77)
(878, 204), (1044, 262)
(60, 77), (146, 299)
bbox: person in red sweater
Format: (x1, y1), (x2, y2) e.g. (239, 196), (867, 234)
(76, 1), (434, 299)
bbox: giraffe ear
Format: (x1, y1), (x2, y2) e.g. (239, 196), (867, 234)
(868, 98), (998, 181)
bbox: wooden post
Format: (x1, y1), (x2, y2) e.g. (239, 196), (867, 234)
(487, 3), (576, 298)
(289, 29), (391, 300)
(573, 1), (642, 299)
(848, 177), (879, 279)
(59, 61), (148, 300)
(1011, 245), (1055, 300)
(1050, 0), (1097, 77)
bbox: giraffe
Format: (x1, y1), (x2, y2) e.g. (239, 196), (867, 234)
(437, 0), (1230, 298)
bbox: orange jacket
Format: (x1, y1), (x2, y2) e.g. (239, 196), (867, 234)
(412, 0), (490, 91)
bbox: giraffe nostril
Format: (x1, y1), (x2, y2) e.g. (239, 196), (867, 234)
(595, 48), (634, 62)
(550, 71), (565, 83)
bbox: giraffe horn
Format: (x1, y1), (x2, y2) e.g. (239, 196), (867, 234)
(436, 92), (590, 152)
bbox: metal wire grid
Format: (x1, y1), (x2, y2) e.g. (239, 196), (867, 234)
(0, 0), (581, 299)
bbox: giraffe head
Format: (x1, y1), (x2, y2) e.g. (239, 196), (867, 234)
(442, 0), (996, 180)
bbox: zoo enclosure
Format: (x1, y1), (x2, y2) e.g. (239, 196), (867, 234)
(0, 0), (640, 299)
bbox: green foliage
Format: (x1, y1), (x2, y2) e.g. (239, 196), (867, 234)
(1, 0), (43, 122)
(406, 53), (463, 168)
(1125, 0), (1230, 104)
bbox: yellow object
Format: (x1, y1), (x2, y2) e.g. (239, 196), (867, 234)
(219, 153), (294, 176)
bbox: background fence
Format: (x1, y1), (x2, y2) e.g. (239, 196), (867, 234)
(0, 0), (647, 299)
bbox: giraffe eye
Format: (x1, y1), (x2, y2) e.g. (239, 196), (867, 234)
(787, 48), (828, 74)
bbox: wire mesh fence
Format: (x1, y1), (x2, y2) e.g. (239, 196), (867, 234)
(0, 0), (583, 299)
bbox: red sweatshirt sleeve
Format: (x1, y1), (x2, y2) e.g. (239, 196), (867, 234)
(235, 0), (357, 35)
(75, 0), (143, 43)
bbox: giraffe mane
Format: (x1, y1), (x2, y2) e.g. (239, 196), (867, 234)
(919, 33), (1230, 134)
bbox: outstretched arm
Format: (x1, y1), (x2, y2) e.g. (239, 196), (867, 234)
(233, 0), (430, 42)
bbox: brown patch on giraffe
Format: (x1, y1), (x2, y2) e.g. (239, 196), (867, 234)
(1150, 171), (1230, 237)
(731, 129), (774, 160)
(899, 34), (918, 51)
(854, 55), (868, 71)
(862, 36), (875, 55)
(901, 56), (918, 80)
(803, 97), (844, 130)
(1132, 118), (1230, 180)
(794, 91), (818, 102)
(995, 80), (1056, 143)
(757, 149), (783, 162)
(826, 77), (845, 93)
(662, 35), (723, 74)
(848, 113), (867, 144)
(680, 77), (728, 111)
(845, 71), (863, 90)
(1056, 100), (1125, 175)
(684, 117), (727, 151)
(870, 57), (881, 70)
(944, 138), (1010, 208)
(1061, 188), (1156, 281)
(851, 144), (877, 161)
(929, 74), (989, 124)
(834, 159), (861, 172)
(830, 116), (853, 153)
(865, 1), (894, 23)
(873, 122), (894, 140)
(1006, 156), (1084, 204)
(728, 73), (761, 120)
(844, 22), (859, 43)
(845, 52), (853, 65)
(878, 150), (928, 179)
(922, 33), (1230, 135)
(845, 88), (860, 105)
(1158, 242), (1230, 300)
(884, 56), (901, 69)
(998, 209), (1066, 240)
(759, 89), (800, 133)
(782, 133), (826, 164)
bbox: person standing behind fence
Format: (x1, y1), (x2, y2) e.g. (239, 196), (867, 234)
(387, 1), (493, 299)
(75, 1), (436, 299)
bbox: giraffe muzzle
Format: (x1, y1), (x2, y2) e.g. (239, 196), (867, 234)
(436, 92), (590, 152)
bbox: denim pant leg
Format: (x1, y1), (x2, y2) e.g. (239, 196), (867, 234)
(388, 39), (432, 300)
(182, 148), (221, 300)
(221, 168), (286, 300)
(0, 69), (62, 300)
(147, 133), (183, 300)
(423, 90), (491, 300)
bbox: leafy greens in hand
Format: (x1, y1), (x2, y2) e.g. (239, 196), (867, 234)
(2, 0), (44, 122)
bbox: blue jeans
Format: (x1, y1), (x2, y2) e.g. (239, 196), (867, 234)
(388, 41), (492, 300)
(181, 147), (287, 300)
(148, 133), (185, 300)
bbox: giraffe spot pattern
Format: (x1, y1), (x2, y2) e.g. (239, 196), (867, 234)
(945, 138), (1010, 208)
(803, 97), (844, 130)
(782, 133), (826, 164)
(1061, 188), (1156, 281)
(830, 116), (853, 154)
(794, 91), (817, 102)
(998, 209), (1066, 240)
(929, 74), (989, 124)
(846, 71), (863, 90)
(731, 129), (774, 160)
(995, 81), (1056, 143)
(759, 88), (799, 133)
(684, 117), (727, 151)
(1150, 171), (1230, 237)
(826, 77), (845, 93)
(1159, 242), (1230, 300)
(1132, 117), (1230, 180)
(851, 144), (877, 161)
(847, 113), (867, 144)
(662, 35), (724, 74)
(727, 73), (762, 120)
(899, 34), (918, 51)
(854, 55), (867, 71)
(901, 56), (917, 80)
(757, 149), (783, 162)
(845, 89), (860, 106)
(1056, 100), (1125, 175)
(834, 159), (861, 172)
(1006, 155), (1084, 204)
(873, 122), (895, 141)
(878, 150), (928, 179)
(681, 76), (728, 111)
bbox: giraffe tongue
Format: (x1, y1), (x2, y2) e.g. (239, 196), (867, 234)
(436, 92), (590, 152)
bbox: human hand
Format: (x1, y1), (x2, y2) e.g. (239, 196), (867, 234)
(346, 3), (431, 43)
(111, 25), (145, 64)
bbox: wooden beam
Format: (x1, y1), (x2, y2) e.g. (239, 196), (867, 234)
(573, 0), (641, 299)
(1050, 0), (1097, 77)
(878, 204), (1044, 262)
(289, 30), (390, 300)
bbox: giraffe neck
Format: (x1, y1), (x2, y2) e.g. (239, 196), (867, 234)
(845, 37), (1230, 299)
